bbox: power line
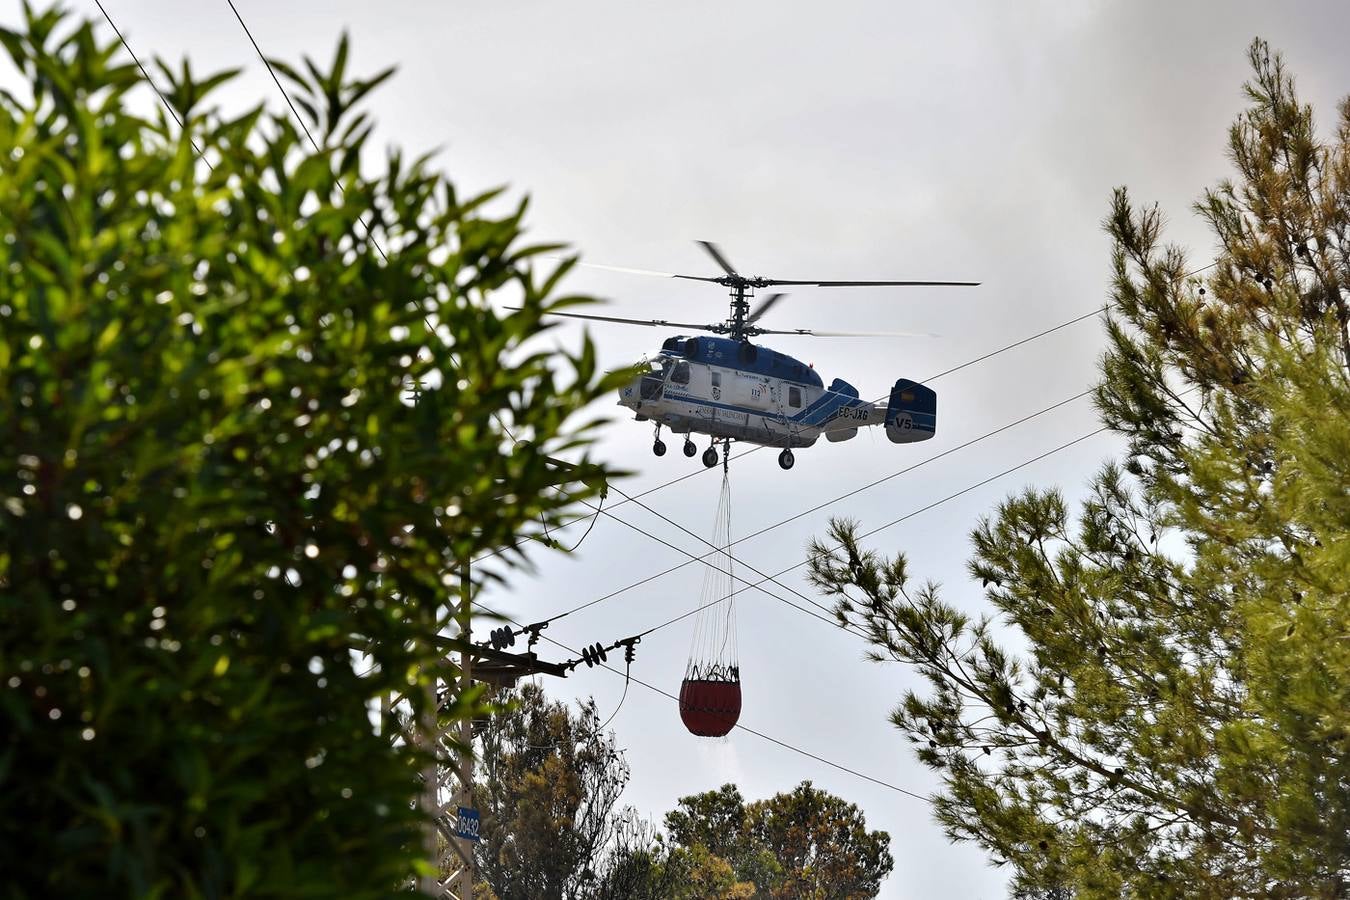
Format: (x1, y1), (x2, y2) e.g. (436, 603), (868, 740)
(92, 0), (210, 164)
(580, 488), (869, 637)
(593, 655), (933, 803)
(222, 0), (390, 264)
(469, 426), (1128, 805)
(629, 425), (1113, 641)
(481, 606), (933, 803)
(348, 425), (1125, 802)
(223, 0), (320, 154)
(517, 385), (1096, 633)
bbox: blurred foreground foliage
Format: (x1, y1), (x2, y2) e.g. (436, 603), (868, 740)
(0, 4), (616, 897)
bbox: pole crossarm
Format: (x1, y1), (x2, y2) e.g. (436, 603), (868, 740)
(432, 634), (572, 683)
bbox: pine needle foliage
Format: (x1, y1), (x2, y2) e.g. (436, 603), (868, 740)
(0, 5), (617, 897)
(808, 40), (1349, 898)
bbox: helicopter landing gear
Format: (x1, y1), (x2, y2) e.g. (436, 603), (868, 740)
(652, 424), (666, 457)
(778, 449), (795, 470)
(683, 438), (697, 457)
(702, 447), (719, 468)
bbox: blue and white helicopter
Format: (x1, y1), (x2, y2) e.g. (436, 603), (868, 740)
(545, 242), (978, 470)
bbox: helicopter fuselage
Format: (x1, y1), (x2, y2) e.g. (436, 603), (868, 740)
(619, 335), (936, 464)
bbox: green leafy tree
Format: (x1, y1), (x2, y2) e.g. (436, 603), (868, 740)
(473, 683), (634, 900)
(0, 5), (614, 897)
(808, 40), (1349, 898)
(663, 782), (893, 899)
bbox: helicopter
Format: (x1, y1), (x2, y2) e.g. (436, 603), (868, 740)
(541, 242), (978, 470)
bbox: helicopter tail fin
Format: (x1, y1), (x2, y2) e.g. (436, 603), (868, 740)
(885, 379), (936, 443)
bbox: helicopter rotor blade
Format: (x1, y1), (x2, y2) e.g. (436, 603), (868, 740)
(745, 292), (787, 326)
(751, 326), (940, 338)
(758, 279), (980, 287)
(570, 261), (681, 278)
(559, 260), (723, 283)
(520, 308), (720, 332)
(696, 240), (739, 277)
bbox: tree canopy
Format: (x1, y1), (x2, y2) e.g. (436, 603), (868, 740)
(808, 39), (1349, 898)
(0, 5), (614, 896)
(662, 782), (893, 899)
(473, 683), (634, 900)
(470, 685), (892, 900)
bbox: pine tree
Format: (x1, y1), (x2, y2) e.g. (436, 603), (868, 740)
(808, 40), (1349, 898)
(472, 684), (634, 900)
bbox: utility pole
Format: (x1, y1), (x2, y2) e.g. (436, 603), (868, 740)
(453, 562), (474, 900)
(412, 562), (572, 899)
(418, 562), (476, 900)
(410, 454), (601, 897)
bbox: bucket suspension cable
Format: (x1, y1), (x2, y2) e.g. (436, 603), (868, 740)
(680, 471), (741, 737)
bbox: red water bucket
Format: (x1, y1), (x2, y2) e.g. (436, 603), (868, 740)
(679, 677), (742, 737)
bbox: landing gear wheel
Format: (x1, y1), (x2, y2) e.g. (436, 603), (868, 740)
(702, 447), (719, 468)
(683, 439), (697, 457)
(778, 449), (795, 470)
(653, 440), (667, 457)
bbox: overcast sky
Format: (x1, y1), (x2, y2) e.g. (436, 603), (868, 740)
(15, 0), (1350, 896)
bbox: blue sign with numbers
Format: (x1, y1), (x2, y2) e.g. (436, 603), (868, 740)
(455, 806), (481, 843)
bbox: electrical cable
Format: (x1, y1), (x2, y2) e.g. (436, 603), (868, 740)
(593, 666), (630, 733)
(627, 383), (1187, 644)
(559, 488), (605, 553)
(564, 497), (859, 635)
(510, 385), (1097, 636)
(473, 425), (1120, 799)
(494, 420), (1116, 727)
(627, 425), (1113, 641)
(92, 0), (209, 165)
(222, 0), (389, 264)
(395, 417), (1149, 804)
(514, 622), (931, 803)
(589, 484), (872, 638)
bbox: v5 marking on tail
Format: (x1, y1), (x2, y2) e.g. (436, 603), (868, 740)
(885, 379), (937, 444)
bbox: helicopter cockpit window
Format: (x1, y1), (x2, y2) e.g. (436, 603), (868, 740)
(788, 386), (802, 408)
(672, 361), (691, 385)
